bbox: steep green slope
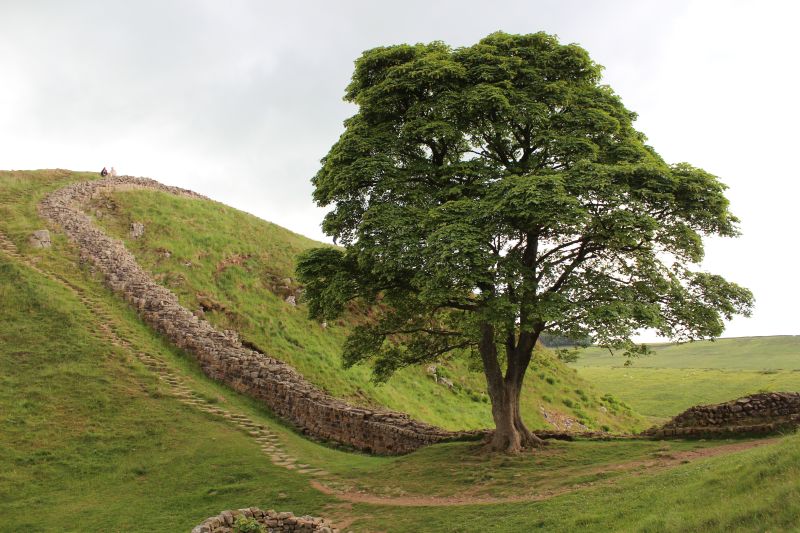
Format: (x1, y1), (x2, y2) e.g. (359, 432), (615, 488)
(0, 257), (335, 531)
(0, 170), (334, 530)
(89, 186), (643, 432)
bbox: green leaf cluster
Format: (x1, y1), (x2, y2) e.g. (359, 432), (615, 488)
(298, 32), (753, 380)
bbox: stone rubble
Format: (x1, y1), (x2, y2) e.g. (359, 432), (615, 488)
(644, 392), (800, 438)
(191, 508), (337, 533)
(40, 176), (479, 455)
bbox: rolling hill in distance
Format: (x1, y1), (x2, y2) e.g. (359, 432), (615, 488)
(574, 336), (800, 370)
(571, 336), (800, 420)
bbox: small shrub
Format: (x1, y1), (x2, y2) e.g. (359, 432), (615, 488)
(556, 348), (580, 363)
(198, 392), (219, 404)
(545, 376), (556, 385)
(233, 516), (264, 533)
(601, 424), (611, 432)
(601, 393), (618, 405)
(562, 398), (574, 408)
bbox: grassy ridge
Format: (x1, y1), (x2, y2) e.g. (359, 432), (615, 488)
(90, 187), (642, 433)
(574, 336), (800, 369)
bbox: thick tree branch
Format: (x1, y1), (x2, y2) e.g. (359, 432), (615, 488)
(545, 239), (591, 294)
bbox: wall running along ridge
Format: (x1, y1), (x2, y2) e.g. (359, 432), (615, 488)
(644, 392), (800, 438)
(192, 508), (336, 533)
(40, 176), (480, 455)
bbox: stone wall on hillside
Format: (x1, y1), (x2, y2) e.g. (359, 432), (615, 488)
(645, 392), (800, 438)
(192, 508), (336, 533)
(40, 176), (479, 455)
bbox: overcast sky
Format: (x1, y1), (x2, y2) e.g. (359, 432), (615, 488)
(1, 0), (798, 340)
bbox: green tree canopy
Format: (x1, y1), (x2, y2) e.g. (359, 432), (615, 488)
(297, 31), (753, 452)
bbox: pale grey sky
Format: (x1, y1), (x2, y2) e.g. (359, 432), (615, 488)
(1, 0), (798, 340)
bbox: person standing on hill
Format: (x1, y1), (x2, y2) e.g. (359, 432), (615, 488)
(110, 167), (117, 177)
(100, 167), (108, 176)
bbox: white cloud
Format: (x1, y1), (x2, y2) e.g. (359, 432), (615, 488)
(1, 0), (796, 339)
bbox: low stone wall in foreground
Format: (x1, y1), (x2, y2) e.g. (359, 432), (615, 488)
(191, 508), (336, 533)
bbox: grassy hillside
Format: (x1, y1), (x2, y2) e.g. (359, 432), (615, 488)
(572, 336), (800, 421)
(89, 186), (642, 433)
(0, 170), (334, 530)
(2, 170), (799, 533)
(3, 244), (797, 532)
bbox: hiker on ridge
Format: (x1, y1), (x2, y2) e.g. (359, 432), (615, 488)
(110, 167), (117, 177)
(101, 167), (108, 176)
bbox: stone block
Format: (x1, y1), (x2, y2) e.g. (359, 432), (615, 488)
(29, 229), (51, 248)
(130, 221), (145, 238)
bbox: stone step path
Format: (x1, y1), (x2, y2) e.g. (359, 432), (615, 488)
(0, 229), (328, 479)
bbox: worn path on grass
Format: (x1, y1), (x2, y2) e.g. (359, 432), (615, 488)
(310, 437), (781, 507)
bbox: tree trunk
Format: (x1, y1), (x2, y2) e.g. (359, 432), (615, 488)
(486, 375), (547, 452)
(479, 321), (546, 453)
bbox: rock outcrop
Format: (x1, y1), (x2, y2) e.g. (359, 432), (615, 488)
(645, 392), (800, 438)
(130, 221), (145, 239)
(28, 229), (51, 248)
(40, 176), (479, 455)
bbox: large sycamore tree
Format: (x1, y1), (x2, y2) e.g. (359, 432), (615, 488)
(297, 32), (753, 452)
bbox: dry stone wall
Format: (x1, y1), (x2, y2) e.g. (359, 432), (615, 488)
(645, 392), (800, 438)
(40, 176), (477, 455)
(192, 508), (336, 533)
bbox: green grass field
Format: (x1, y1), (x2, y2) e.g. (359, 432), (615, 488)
(574, 367), (800, 420)
(574, 336), (800, 370)
(340, 432), (800, 532)
(571, 337), (800, 422)
(3, 170), (799, 533)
